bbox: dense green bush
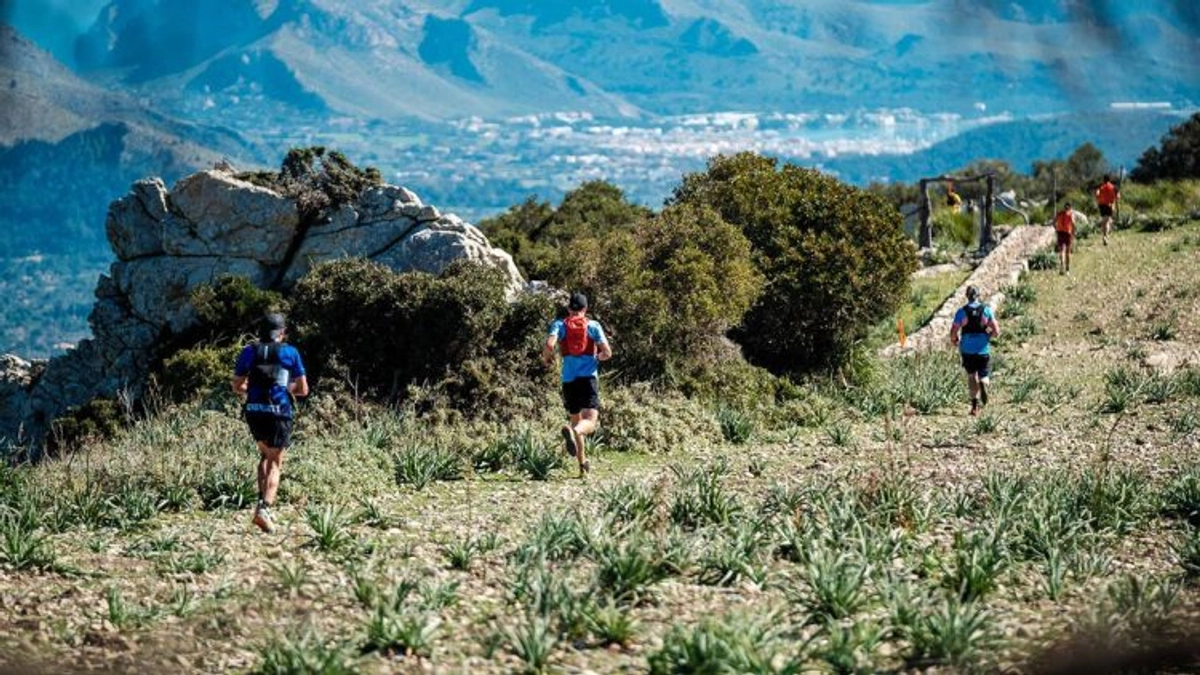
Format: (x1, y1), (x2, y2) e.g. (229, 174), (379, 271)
(290, 258), (552, 415)
(556, 203), (761, 379)
(189, 276), (286, 346)
(158, 344), (242, 404)
(669, 152), (916, 373)
(1132, 112), (1200, 182)
(47, 397), (126, 453)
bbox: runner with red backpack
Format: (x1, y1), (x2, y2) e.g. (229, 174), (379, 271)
(542, 292), (612, 477)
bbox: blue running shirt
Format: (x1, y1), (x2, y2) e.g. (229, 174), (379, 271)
(952, 302), (995, 356)
(234, 343), (306, 417)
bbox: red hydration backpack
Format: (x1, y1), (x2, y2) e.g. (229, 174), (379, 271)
(561, 314), (596, 357)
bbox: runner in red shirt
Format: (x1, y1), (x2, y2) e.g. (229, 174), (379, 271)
(1095, 175), (1119, 246)
(1054, 202), (1076, 275)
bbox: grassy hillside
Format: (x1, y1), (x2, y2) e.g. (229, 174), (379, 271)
(2, 215), (1200, 672)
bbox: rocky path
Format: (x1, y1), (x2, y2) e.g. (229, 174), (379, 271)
(882, 225), (1055, 356)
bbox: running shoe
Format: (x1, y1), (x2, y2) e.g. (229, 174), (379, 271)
(561, 425), (577, 459)
(252, 504), (275, 534)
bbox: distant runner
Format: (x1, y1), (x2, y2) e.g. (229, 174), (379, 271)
(950, 285), (1000, 417)
(1095, 175), (1120, 246)
(1054, 202), (1076, 275)
(946, 185), (963, 213)
(542, 293), (612, 477)
(231, 313), (309, 533)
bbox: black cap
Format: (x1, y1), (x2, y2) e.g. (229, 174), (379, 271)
(568, 292), (588, 312)
(966, 285), (979, 301)
(260, 312), (286, 341)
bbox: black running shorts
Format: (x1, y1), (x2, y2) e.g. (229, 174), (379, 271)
(561, 376), (600, 414)
(1056, 230), (1074, 251)
(960, 353), (991, 377)
(1098, 203), (1114, 218)
(245, 412), (293, 449)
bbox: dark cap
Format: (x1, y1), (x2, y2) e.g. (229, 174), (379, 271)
(568, 292), (588, 312)
(259, 312), (287, 341)
(966, 285), (979, 301)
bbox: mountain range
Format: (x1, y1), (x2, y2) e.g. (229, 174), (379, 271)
(9, 0), (1200, 123)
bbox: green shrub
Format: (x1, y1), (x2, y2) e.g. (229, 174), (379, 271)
(158, 344), (242, 404)
(647, 613), (791, 675)
(252, 626), (360, 675)
(393, 442), (463, 490)
(906, 598), (994, 669)
(670, 152), (916, 373)
(188, 275), (285, 345)
(555, 202), (761, 380)
(240, 146), (383, 226)
(0, 514), (56, 571)
(1027, 247), (1058, 271)
(601, 384), (722, 453)
(362, 606), (440, 658)
(715, 406), (755, 445)
(931, 209), (976, 248)
(291, 258), (550, 415)
(198, 465), (257, 510)
(1174, 526), (1200, 579)
(285, 432), (396, 504)
(1162, 465), (1200, 527)
(47, 397), (126, 453)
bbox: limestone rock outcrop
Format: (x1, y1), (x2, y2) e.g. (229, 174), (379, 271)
(0, 168), (523, 448)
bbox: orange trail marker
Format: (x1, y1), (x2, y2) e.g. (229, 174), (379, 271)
(897, 317), (906, 348)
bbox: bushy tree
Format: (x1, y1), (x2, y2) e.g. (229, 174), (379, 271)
(1132, 112), (1200, 182)
(479, 180), (651, 283)
(669, 152), (916, 373)
(556, 203), (761, 379)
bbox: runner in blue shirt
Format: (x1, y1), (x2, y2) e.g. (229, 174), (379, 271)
(949, 286), (1000, 417)
(232, 313), (309, 533)
(542, 293), (612, 477)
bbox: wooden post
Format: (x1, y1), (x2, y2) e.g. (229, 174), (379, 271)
(1115, 164), (1125, 225)
(918, 178), (932, 249)
(1051, 167), (1057, 222)
(979, 174), (995, 252)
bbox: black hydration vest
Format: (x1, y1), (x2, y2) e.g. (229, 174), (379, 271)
(246, 342), (286, 403)
(962, 304), (987, 335)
